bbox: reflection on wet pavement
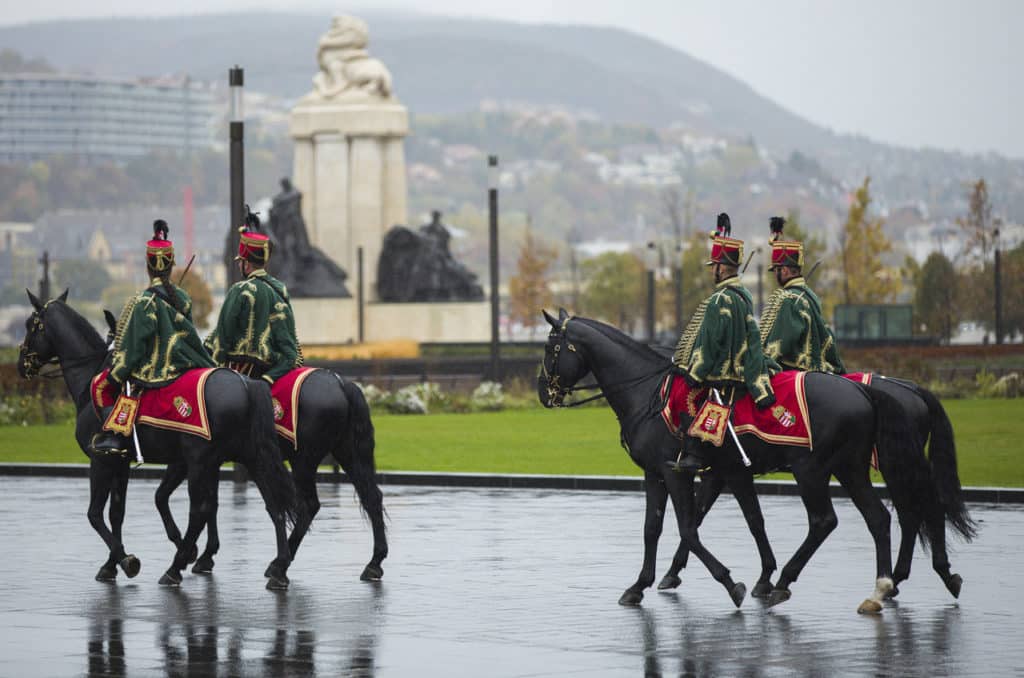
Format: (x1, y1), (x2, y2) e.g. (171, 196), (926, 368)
(0, 477), (1021, 676)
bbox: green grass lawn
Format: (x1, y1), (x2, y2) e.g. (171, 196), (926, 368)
(1, 399), (1021, 487)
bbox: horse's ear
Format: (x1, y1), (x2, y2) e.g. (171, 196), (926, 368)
(103, 310), (117, 335)
(542, 309), (559, 327)
(26, 289), (43, 311)
(57, 288), (69, 303)
(558, 307), (570, 321)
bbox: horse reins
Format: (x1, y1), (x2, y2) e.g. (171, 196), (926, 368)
(541, 317), (669, 408)
(20, 303), (105, 380)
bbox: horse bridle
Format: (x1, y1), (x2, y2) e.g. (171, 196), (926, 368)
(20, 302), (100, 379)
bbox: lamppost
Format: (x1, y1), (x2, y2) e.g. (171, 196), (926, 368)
(673, 239), (683, 336)
(994, 220), (1003, 345)
(226, 65), (245, 286)
(488, 155), (501, 381)
(644, 239), (658, 343)
(755, 247), (764, 317)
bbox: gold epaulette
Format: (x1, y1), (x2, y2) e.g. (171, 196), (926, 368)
(758, 288), (787, 344)
(673, 298), (709, 366)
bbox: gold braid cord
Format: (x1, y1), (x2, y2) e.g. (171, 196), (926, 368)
(758, 288), (787, 345)
(112, 294), (141, 350)
(673, 298), (708, 366)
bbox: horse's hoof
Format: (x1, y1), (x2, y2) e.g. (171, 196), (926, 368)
(192, 557), (215, 575)
(767, 588), (791, 608)
(266, 575), (290, 591)
(751, 580), (774, 599)
(858, 599), (883, 615)
(729, 582), (747, 608)
(618, 590), (644, 606)
(119, 554), (141, 578)
(158, 571), (182, 587)
(657, 574), (682, 590)
(360, 564), (384, 581)
(95, 565), (117, 582)
(946, 573), (963, 599)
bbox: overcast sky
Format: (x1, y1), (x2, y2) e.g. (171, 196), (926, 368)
(2, 0), (1018, 157)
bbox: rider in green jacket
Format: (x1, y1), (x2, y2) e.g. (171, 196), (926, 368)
(672, 213), (778, 471)
(205, 210), (303, 384)
(759, 217), (845, 374)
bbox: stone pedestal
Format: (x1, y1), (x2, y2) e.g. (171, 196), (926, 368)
(289, 15), (409, 302)
(291, 297), (491, 345)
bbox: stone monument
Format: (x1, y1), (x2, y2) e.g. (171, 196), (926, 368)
(378, 211), (485, 302)
(264, 178), (350, 298)
(289, 14), (408, 300)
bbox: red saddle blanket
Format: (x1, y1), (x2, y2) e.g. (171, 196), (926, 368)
(92, 368), (219, 440)
(270, 367), (319, 448)
(660, 370), (813, 448)
(843, 372), (873, 385)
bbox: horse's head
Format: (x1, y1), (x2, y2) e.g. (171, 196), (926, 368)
(538, 308), (590, 408)
(18, 288), (68, 379)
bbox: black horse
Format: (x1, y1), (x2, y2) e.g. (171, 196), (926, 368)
(149, 367), (388, 583)
(658, 374), (976, 600)
(18, 291), (300, 589)
(538, 309), (933, 612)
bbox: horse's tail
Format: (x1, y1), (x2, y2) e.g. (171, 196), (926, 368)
(244, 379), (300, 528)
(337, 377), (387, 530)
(916, 385), (978, 541)
(861, 384), (935, 548)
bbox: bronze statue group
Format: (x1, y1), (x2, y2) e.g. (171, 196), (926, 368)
(18, 209), (974, 613)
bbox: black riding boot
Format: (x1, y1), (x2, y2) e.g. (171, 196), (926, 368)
(669, 440), (712, 472)
(89, 407), (131, 456)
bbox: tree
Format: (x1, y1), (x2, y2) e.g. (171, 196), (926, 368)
(912, 252), (960, 342)
(178, 268), (213, 330)
(578, 251), (645, 331)
(507, 225), (559, 336)
(53, 259), (111, 302)
(837, 177), (901, 304)
(956, 179), (994, 262)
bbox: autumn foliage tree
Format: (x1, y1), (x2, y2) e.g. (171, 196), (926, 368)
(508, 226), (559, 336)
(579, 251), (645, 331)
(178, 268), (213, 329)
(838, 177), (901, 304)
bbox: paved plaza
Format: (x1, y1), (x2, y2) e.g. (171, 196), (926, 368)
(0, 476), (1021, 676)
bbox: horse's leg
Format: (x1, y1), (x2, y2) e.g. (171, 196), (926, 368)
(658, 470), (725, 590)
(768, 466), (837, 608)
(725, 472), (777, 598)
(154, 460), (187, 549)
(110, 460), (140, 578)
(834, 467), (894, 614)
(619, 472), (668, 605)
(87, 461), (124, 582)
(924, 503), (962, 598)
(158, 462), (215, 587)
(283, 456), (320, 568)
(890, 508), (921, 597)
(193, 485), (220, 575)
(663, 469), (746, 608)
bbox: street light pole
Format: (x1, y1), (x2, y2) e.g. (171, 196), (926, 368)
(488, 155), (501, 381)
(673, 241), (683, 336)
(645, 240), (657, 343)
(994, 224), (1003, 345)
(227, 66), (245, 286)
(756, 248), (764, 317)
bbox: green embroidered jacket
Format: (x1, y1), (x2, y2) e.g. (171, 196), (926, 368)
(109, 279), (215, 388)
(760, 277), (846, 374)
(673, 276), (778, 408)
(204, 269), (303, 383)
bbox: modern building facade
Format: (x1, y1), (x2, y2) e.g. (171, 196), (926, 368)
(0, 73), (217, 162)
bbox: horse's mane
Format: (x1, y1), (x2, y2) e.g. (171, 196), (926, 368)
(52, 301), (107, 354)
(574, 317), (670, 364)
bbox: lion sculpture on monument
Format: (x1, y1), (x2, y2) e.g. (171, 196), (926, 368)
(311, 15), (393, 100)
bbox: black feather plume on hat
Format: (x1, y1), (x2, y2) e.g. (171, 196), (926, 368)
(716, 213), (731, 237)
(152, 219), (169, 241)
(769, 216), (785, 242)
(240, 204), (261, 233)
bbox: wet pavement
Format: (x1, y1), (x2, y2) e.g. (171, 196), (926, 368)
(0, 476), (1021, 677)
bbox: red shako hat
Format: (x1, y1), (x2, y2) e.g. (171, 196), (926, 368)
(768, 216), (804, 270)
(706, 213), (744, 266)
(236, 206), (270, 264)
(146, 220), (175, 273)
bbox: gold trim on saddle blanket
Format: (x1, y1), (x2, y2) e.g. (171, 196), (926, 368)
(733, 371), (813, 450)
(274, 367), (318, 448)
(136, 368), (217, 440)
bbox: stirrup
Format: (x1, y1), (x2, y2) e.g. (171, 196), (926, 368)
(89, 433), (130, 456)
